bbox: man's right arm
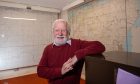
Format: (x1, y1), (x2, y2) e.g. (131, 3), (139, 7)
(37, 47), (62, 79)
(37, 58), (73, 79)
(37, 65), (62, 79)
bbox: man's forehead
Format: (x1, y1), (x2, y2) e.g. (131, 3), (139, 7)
(55, 21), (66, 25)
(54, 22), (66, 28)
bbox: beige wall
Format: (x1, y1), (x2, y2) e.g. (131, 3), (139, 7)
(68, 0), (126, 52)
(126, 0), (140, 52)
(61, 0), (140, 77)
(60, 10), (68, 21)
(63, 0), (140, 53)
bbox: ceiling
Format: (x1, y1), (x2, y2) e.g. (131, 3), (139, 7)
(1, 0), (76, 10)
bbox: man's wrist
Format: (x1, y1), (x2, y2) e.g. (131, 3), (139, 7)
(72, 55), (78, 65)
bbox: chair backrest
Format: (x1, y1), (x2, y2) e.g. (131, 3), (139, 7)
(85, 56), (115, 84)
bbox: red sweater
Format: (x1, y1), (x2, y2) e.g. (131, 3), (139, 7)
(37, 38), (105, 84)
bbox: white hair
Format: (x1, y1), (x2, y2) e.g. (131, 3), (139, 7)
(52, 19), (71, 35)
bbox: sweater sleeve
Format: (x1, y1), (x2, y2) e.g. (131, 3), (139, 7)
(37, 66), (62, 79)
(74, 40), (105, 60)
(37, 47), (62, 79)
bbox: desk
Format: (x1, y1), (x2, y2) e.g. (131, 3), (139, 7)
(85, 51), (140, 84)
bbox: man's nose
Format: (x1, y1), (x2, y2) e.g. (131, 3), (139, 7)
(58, 30), (63, 35)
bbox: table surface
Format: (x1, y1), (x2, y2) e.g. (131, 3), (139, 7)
(103, 51), (140, 68)
(85, 51), (140, 84)
(82, 51), (140, 80)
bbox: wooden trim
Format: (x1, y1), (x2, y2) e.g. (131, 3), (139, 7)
(0, 65), (37, 72)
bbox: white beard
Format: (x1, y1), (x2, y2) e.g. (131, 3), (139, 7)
(54, 35), (68, 46)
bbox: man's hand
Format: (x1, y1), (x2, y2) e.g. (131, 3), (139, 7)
(61, 58), (73, 75)
(71, 55), (78, 65)
(61, 56), (78, 75)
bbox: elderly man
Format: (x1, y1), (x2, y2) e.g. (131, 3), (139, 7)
(37, 19), (105, 84)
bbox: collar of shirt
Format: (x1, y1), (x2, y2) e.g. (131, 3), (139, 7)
(53, 39), (71, 47)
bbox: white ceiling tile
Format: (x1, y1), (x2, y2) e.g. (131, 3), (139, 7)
(1, 0), (76, 9)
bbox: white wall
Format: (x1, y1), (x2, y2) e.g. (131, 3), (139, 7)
(0, 6), (58, 79)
